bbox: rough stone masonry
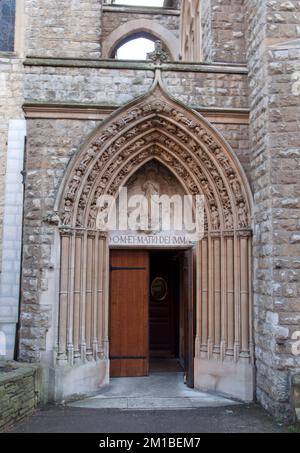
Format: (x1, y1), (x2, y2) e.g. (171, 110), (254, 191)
(0, 0), (299, 423)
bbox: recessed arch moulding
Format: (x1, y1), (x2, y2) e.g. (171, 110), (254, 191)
(50, 75), (254, 403)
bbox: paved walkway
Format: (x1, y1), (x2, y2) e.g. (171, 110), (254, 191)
(8, 373), (297, 433)
(10, 405), (291, 433)
(68, 373), (239, 410)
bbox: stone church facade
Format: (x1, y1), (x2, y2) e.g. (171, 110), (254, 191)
(0, 0), (299, 421)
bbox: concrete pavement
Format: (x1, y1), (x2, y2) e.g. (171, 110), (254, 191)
(9, 405), (292, 433)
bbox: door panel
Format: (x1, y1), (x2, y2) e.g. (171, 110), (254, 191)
(181, 249), (195, 388)
(109, 250), (149, 377)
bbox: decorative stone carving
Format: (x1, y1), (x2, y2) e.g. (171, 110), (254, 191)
(55, 83), (254, 381)
(237, 201), (249, 228)
(67, 170), (83, 198)
(60, 83), (251, 233)
(61, 199), (73, 226)
(44, 211), (60, 226)
(211, 205), (220, 230)
(87, 203), (98, 230)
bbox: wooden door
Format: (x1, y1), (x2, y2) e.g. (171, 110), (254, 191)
(149, 252), (179, 358)
(109, 250), (149, 377)
(181, 249), (195, 388)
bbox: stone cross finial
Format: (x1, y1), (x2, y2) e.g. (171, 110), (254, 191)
(147, 40), (169, 65)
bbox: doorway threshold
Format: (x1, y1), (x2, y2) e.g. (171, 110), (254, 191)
(68, 373), (240, 410)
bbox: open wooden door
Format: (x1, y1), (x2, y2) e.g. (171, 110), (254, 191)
(181, 248), (195, 388)
(109, 250), (149, 377)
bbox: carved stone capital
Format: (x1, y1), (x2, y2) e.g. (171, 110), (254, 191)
(59, 227), (74, 237)
(236, 229), (252, 238)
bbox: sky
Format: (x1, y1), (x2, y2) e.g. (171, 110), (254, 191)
(114, 1), (164, 6)
(116, 38), (155, 60)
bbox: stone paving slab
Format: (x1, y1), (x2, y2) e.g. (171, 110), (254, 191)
(68, 373), (240, 410)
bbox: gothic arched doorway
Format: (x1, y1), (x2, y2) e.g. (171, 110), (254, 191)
(54, 75), (254, 402)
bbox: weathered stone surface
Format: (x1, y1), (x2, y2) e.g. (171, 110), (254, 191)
(19, 119), (98, 361)
(201, 0), (246, 64)
(0, 361), (41, 431)
(0, 0), (299, 423)
(25, 0), (103, 58)
(101, 7), (180, 46)
(291, 374), (300, 424)
(23, 64), (249, 109)
(245, 0), (300, 421)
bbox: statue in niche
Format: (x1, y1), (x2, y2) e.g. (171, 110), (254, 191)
(68, 170), (82, 196)
(238, 201), (248, 228)
(88, 204), (98, 230)
(210, 205), (220, 230)
(79, 149), (96, 172)
(141, 170), (161, 232)
(224, 209), (234, 230)
(80, 184), (91, 205)
(143, 174), (160, 201)
(214, 148), (230, 169)
(76, 202), (84, 227)
(229, 173), (242, 199)
(62, 200), (73, 226)
(97, 202), (110, 231)
(200, 179), (215, 203)
(95, 177), (109, 197)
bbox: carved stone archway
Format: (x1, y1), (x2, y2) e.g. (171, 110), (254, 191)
(54, 75), (254, 402)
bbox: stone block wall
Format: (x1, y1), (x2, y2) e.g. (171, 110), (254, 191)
(0, 361), (41, 431)
(25, 0), (102, 58)
(246, 0), (300, 420)
(24, 63), (249, 109)
(101, 6), (180, 42)
(100, 4), (180, 59)
(291, 374), (300, 423)
(200, 0), (246, 64)
(214, 123), (251, 184)
(19, 119), (99, 362)
(19, 60), (250, 362)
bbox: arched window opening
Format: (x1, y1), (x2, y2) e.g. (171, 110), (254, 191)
(106, 1), (165, 7)
(113, 34), (157, 60)
(0, 0), (16, 52)
(105, 1), (181, 8)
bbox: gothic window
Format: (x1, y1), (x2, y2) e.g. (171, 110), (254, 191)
(107, 1), (165, 6)
(113, 34), (156, 60)
(0, 0), (16, 52)
(106, 1), (180, 7)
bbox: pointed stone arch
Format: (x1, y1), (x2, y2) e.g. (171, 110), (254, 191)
(102, 19), (179, 59)
(55, 76), (254, 402)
